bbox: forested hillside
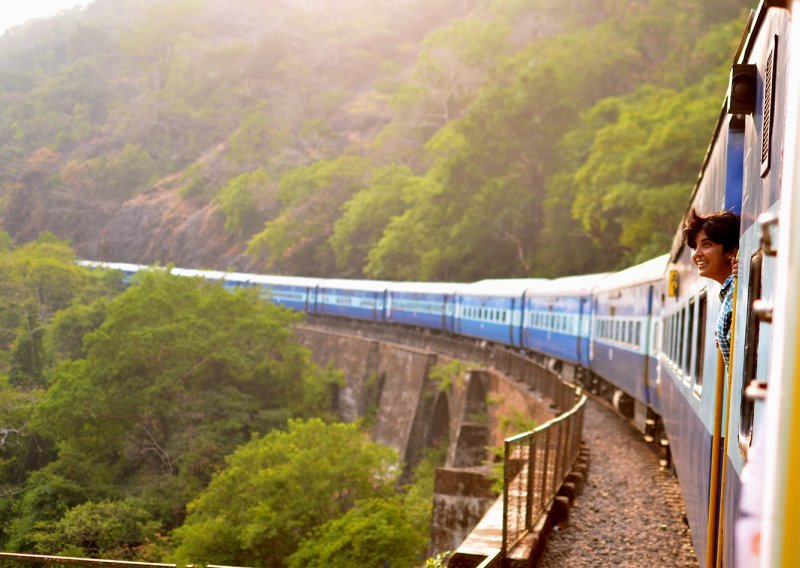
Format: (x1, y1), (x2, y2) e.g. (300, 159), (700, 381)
(0, 0), (750, 279)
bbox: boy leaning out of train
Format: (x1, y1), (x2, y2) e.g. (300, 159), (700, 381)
(681, 208), (741, 369)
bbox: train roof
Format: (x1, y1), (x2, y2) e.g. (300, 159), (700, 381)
(386, 281), (464, 294)
(526, 273), (611, 297)
(317, 279), (393, 292)
(592, 254), (669, 293)
(233, 273), (323, 287)
(171, 267), (227, 280)
(78, 260), (148, 273)
(461, 278), (551, 297)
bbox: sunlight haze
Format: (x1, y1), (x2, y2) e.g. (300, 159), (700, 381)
(0, 0), (92, 35)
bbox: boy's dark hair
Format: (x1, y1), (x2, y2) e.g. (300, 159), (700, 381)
(682, 208), (740, 252)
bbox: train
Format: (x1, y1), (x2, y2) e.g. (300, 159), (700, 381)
(81, 1), (800, 566)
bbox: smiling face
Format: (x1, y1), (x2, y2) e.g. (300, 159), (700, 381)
(691, 229), (735, 284)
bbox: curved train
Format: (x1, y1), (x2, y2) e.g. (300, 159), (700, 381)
(85, 1), (800, 565)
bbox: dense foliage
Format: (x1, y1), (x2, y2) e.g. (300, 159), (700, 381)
(0, 236), (444, 565)
(0, 0), (750, 279)
(174, 418), (404, 566)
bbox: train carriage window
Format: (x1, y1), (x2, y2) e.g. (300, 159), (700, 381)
(671, 313), (679, 363)
(678, 307), (686, 376)
(666, 316), (673, 361)
(635, 321), (641, 348)
(694, 292), (707, 393)
(740, 252), (764, 446)
(687, 299), (696, 378)
(652, 321), (659, 355)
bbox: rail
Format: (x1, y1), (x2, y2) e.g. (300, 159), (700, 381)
(501, 389), (587, 554)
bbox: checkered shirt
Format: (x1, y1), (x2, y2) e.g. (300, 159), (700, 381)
(716, 274), (735, 370)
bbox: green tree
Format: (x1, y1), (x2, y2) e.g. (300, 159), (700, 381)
(106, 144), (158, 199)
(227, 107), (288, 168)
(173, 418), (399, 567)
(0, 235), (101, 387)
(247, 155), (371, 274)
(216, 168), (275, 237)
(569, 80), (722, 264)
(30, 499), (160, 559)
(329, 164), (415, 277)
(32, 270), (337, 529)
(287, 498), (426, 568)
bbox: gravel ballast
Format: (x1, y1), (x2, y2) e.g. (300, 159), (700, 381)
(538, 399), (698, 567)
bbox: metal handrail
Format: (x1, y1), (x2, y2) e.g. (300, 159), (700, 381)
(0, 553), (175, 567)
(0, 553), (251, 568)
(501, 391), (587, 553)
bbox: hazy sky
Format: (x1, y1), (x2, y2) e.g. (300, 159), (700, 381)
(0, 1), (93, 35)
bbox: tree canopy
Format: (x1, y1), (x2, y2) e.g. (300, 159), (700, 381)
(173, 418), (401, 566)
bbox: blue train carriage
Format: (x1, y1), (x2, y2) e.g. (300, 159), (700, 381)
(589, 256), (667, 418)
(520, 274), (608, 379)
(759, 16), (800, 559)
(660, 3), (790, 565)
(384, 281), (462, 333)
(454, 279), (549, 347)
(244, 273), (322, 313)
(315, 279), (391, 322)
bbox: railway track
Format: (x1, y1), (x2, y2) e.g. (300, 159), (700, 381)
(538, 399), (697, 567)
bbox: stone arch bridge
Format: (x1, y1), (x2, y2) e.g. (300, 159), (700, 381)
(295, 317), (569, 553)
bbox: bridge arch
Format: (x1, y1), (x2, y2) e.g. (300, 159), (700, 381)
(429, 391), (451, 450)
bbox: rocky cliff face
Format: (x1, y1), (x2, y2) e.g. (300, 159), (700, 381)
(2, 141), (260, 272)
(85, 183), (256, 271)
(5, 179), (255, 271)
